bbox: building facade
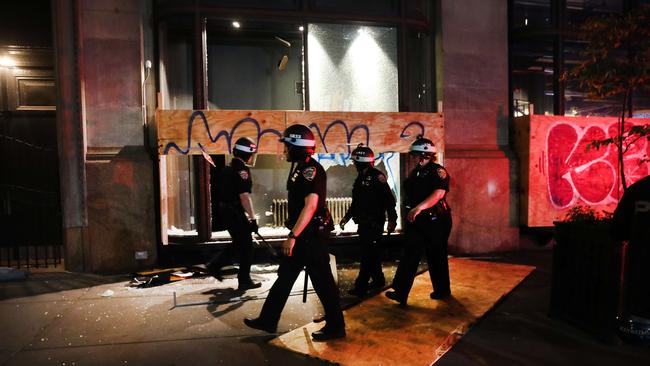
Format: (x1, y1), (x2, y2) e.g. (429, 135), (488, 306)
(5, 0), (590, 273)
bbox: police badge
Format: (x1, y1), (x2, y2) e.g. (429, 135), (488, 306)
(302, 167), (316, 181)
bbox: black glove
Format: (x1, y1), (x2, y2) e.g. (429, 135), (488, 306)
(248, 219), (259, 233)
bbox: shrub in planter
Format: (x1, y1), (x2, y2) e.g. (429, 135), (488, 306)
(551, 206), (621, 341)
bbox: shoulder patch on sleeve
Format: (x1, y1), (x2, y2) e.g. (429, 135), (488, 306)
(302, 166), (316, 181)
(437, 168), (447, 179)
(238, 170), (249, 180)
(377, 173), (387, 183)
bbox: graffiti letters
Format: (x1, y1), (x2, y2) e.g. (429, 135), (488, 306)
(546, 121), (650, 208)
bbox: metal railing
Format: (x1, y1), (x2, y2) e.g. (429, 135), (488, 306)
(0, 191), (63, 268)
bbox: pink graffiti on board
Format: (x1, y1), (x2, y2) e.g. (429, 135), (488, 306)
(546, 121), (650, 208)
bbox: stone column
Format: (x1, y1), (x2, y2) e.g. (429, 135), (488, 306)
(53, 0), (89, 272)
(438, 0), (519, 253)
(57, 0), (158, 273)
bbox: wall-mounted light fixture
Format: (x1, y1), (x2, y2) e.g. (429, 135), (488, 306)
(0, 56), (16, 67)
(298, 26), (304, 32)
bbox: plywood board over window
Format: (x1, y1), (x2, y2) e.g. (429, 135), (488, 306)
(156, 109), (444, 244)
(157, 109), (444, 157)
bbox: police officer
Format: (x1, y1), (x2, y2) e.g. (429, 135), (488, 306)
(207, 137), (261, 291)
(340, 144), (397, 296)
(386, 136), (452, 306)
(244, 124), (346, 341)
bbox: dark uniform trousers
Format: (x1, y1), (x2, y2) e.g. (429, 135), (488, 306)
(392, 213), (452, 297)
(257, 227), (344, 330)
(209, 205), (253, 281)
(355, 222), (385, 290)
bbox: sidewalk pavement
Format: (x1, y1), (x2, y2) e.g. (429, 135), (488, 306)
(1, 250), (650, 366)
(0, 267), (330, 366)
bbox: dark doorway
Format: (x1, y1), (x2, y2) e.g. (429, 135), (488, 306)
(0, 1), (62, 268)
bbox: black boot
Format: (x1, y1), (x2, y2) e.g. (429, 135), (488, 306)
(429, 290), (451, 300)
(243, 317), (276, 333)
(311, 325), (346, 341)
(347, 287), (367, 297)
(385, 290), (407, 307)
(238, 279), (262, 291)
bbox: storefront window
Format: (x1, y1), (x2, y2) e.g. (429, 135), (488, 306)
(511, 39), (555, 116)
(512, 0), (552, 30)
(306, 23), (401, 232)
(159, 18), (197, 235)
(307, 23), (398, 112)
(156, 4), (431, 241)
(206, 19), (304, 110)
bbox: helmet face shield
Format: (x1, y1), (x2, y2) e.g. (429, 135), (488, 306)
(280, 124), (316, 161)
(246, 153), (258, 167)
(350, 143), (374, 171)
(233, 137), (258, 166)
(353, 160), (371, 172)
(409, 136), (436, 163)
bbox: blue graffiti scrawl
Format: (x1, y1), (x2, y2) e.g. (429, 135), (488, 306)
(162, 111), (428, 159)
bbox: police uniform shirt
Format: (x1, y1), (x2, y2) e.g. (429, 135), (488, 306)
(404, 161), (449, 209)
(346, 167), (397, 223)
(286, 157), (327, 228)
(215, 157), (252, 205)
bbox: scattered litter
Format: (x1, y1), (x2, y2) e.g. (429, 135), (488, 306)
(171, 271), (193, 278)
(128, 267), (204, 288)
(100, 290), (114, 297)
(0, 267), (26, 281)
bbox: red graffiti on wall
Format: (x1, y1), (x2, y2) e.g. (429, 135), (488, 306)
(546, 121), (650, 209)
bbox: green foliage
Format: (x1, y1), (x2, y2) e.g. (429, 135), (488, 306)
(567, 5), (650, 99)
(565, 4), (650, 189)
(562, 205), (612, 224)
(587, 124), (650, 162)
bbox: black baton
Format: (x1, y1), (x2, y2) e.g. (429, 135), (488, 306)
(302, 267), (308, 303)
(253, 231), (279, 258)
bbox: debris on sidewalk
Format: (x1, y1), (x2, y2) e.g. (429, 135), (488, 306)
(0, 267), (27, 281)
(100, 289), (114, 297)
(128, 267), (205, 288)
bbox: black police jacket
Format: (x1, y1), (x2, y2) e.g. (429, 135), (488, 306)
(285, 157), (329, 231)
(214, 157), (252, 210)
(343, 167), (398, 225)
(404, 161), (451, 220)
